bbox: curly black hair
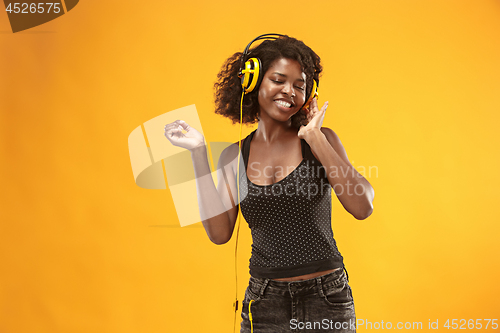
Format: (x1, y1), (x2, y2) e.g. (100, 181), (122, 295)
(214, 35), (322, 128)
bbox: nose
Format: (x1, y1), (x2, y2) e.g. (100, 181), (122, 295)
(281, 82), (296, 97)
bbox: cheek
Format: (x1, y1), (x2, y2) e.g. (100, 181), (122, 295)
(258, 90), (264, 104)
(298, 96), (306, 107)
(258, 87), (271, 106)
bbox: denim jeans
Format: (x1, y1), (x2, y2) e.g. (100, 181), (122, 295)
(240, 268), (356, 333)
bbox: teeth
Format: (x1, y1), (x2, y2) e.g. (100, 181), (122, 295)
(275, 100), (292, 108)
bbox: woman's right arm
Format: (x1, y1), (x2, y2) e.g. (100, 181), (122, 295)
(164, 120), (239, 245)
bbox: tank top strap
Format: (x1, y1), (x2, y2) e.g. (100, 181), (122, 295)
(242, 129), (257, 170)
(300, 138), (316, 162)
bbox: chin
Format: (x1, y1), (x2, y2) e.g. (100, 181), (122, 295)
(274, 114), (296, 125)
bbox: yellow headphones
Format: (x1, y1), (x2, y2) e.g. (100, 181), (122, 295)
(238, 34), (319, 110)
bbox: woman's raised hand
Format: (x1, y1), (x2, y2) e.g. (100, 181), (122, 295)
(164, 120), (205, 150)
(298, 98), (328, 139)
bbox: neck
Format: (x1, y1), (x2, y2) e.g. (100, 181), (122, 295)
(255, 113), (297, 143)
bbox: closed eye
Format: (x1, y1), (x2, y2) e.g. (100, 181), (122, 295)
(272, 80), (304, 90)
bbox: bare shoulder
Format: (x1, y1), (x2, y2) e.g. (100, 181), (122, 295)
(217, 142), (242, 170)
(320, 127), (342, 146)
(320, 127), (351, 165)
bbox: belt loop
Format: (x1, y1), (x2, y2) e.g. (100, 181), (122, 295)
(260, 278), (270, 297)
(316, 277), (325, 297)
(343, 266), (349, 282)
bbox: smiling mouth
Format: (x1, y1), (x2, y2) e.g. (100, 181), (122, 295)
(274, 100), (293, 109)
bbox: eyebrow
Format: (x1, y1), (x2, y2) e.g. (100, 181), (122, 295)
(272, 72), (306, 83)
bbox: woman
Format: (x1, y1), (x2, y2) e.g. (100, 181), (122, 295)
(164, 35), (374, 333)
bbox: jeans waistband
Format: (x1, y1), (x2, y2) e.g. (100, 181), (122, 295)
(248, 267), (349, 298)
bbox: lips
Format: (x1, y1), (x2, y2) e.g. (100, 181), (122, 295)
(274, 98), (295, 110)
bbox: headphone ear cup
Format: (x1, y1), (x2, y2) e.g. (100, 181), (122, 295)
(241, 57), (263, 93)
(253, 58), (264, 92)
(302, 79), (319, 110)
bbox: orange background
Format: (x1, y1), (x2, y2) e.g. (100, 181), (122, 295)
(1, 1), (499, 332)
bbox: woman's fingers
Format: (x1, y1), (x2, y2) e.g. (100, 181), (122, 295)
(321, 101), (329, 113)
(311, 98), (323, 121)
(164, 120), (188, 141)
(164, 122), (181, 132)
(164, 128), (182, 143)
(164, 120), (186, 130)
(166, 126), (182, 135)
(177, 120), (190, 131)
(302, 98), (329, 126)
(305, 100), (328, 128)
(163, 120), (205, 150)
(307, 98), (317, 119)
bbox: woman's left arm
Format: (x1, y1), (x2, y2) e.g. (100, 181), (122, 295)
(298, 99), (374, 220)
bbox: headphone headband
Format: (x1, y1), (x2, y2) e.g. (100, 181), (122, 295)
(238, 33), (285, 77)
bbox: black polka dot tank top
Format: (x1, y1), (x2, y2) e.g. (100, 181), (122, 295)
(239, 129), (344, 279)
